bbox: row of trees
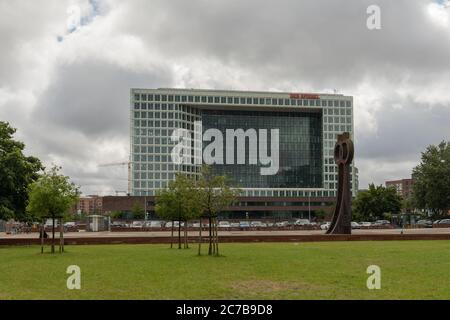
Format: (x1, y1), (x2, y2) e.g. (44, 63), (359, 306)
(111, 202), (146, 220)
(1, 121), (80, 253)
(353, 141), (450, 221)
(156, 167), (240, 256)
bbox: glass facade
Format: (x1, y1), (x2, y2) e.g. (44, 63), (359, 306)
(202, 110), (323, 188)
(130, 89), (357, 198)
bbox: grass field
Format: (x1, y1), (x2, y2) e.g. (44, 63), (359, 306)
(1, 241), (450, 300)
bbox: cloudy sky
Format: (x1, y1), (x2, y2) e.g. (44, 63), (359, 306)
(1, 0), (449, 195)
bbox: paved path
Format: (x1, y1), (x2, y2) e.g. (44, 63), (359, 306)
(2, 228), (449, 239)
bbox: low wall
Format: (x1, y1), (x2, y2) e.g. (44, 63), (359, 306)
(1, 233), (450, 246)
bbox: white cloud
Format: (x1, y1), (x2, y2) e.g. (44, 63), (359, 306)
(427, 2), (450, 27)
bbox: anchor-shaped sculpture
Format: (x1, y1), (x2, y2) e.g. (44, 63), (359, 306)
(326, 132), (354, 235)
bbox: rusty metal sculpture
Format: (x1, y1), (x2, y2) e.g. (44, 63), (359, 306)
(326, 132), (354, 235)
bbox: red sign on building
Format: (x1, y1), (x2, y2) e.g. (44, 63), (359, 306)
(290, 93), (320, 100)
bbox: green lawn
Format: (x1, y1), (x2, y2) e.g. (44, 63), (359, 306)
(1, 241), (449, 300)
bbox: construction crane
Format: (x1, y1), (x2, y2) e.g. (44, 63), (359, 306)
(98, 161), (132, 196)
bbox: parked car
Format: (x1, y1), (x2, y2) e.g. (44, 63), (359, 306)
(320, 222), (330, 230)
(132, 221), (144, 228)
(45, 219), (59, 228)
(433, 220), (441, 226)
(437, 219), (450, 226)
(230, 222), (240, 228)
(111, 221), (126, 228)
(360, 222), (372, 228)
(374, 220), (391, 226)
(218, 221), (231, 228)
(145, 221), (165, 228)
(416, 220), (432, 228)
(64, 222), (76, 228)
(63, 222), (77, 232)
(294, 219), (311, 226)
(239, 221), (250, 228)
(275, 221), (289, 227)
(351, 222), (361, 229)
(165, 221), (184, 228)
(250, 221), (266, 228)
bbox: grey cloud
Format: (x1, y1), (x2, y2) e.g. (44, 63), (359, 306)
(125, 0), (450, 88)
(1, 0), (449, 193)
(32, 61), (172, 138)
(358, 101), (450, 161)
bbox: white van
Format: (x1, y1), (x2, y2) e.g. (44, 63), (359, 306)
(45, 219), (59, 228)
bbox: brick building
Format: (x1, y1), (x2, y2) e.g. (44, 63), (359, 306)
(73, 196), (104, 215)
(385, 178), (414, 200)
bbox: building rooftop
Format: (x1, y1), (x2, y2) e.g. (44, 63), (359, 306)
(131, 88), (352, 99)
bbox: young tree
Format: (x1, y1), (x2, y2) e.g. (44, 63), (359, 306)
(197, 166), (241, 256)
(314, 209), (328, 220)
(110, 211), (124, 220)
(156, 187), (179, 249)
(353, 184), (402, 221)
(412, 141), (450, 218)
(0, 121), (43, 221)
(27, 166), (80, 254)
(131, 201), (145, 220)
(156, 174), (201, 249)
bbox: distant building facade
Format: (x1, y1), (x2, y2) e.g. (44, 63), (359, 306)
(74, 196), (103, 215)
(385, 178), (414, 200)
(126, 88), (358, 219)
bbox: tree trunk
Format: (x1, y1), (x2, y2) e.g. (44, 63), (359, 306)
(51, 217), (55, 254)
(213, 218), (218, 256)
(215, 217), (220, 256)
(178, 220), (182, 249)
(183, 220), (186, 249)
(185, 220), (189, 249)
(198, 219), (202, 255)
(211, 217), (216, 256)
(170, 220), (174, 249)
(59, 219), (64, 253)
(40, 223), (44, 254)
(208, 217), (212, 255)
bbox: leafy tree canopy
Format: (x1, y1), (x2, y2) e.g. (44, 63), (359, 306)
(353, 184), (402, 221)
(155, 173), (202, 222)
(0, 121), (43, 221)
(412, 141), (450, 217)
(131, 202), (146, 220)
(27, 166), (80, 222)
(197, 166), (241, 218)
